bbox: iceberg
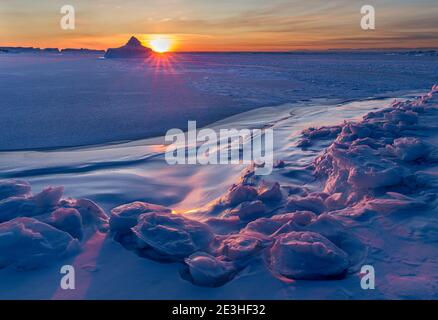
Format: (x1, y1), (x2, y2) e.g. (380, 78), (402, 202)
(105, 36), (153, 59)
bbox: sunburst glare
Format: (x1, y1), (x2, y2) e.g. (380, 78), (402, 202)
(148, 37), (172, 53)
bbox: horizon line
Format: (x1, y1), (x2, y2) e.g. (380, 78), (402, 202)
(2, 45), (438, 53)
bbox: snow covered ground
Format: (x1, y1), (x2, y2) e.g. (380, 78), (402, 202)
(1, 87), (437, 299)
(0, 53), (437, 299)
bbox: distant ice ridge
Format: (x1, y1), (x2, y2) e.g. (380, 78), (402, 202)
(1, 86), (437, 295)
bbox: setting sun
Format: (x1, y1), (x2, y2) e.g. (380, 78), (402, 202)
(149, 37), (172, 53)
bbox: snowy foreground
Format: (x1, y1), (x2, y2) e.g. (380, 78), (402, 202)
(0, 86), (437, 299)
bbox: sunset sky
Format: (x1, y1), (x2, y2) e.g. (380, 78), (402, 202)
(1, 0), (437, 51)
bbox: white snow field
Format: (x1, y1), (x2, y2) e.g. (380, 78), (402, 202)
(0, 52), (437, 299)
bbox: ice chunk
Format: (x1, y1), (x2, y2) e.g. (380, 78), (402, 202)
(285, 214), (365, 267)
(110, 201), (171, 234)
(182, 252), (236, 287)
(0, 180), (31, 201)
(67, 198), (109, 232)
(351, 137), (384, 149)
(258, 182), (282, 203)
(348, 123), (371, 139)
(46, 208), (83, 240)
(347, 165), (403, 189)
(204, 216), (241, 235)
(0, 186), (64, 223)
(225, 185), (258, 206)
(0, 217), (80, 270)
(384, 109), (418, 125)
(302, 126), (341, 141)
(0, 197), (38, 223)
(386, 137), (430, 162)
(105, 36), (153, 59)
(243, 217), (285, 236)
(32, 186), (64, 208)
(269, 231), (349, 280)
(244, 211), (316, 236)
(131, 212), (214, 261)
(296, 138), (311, 148)
(217, 233), (268, 261)
(324, 193), (346, 211)
(230, 200), (266, 220)
(363, 196), (427, 215)
(286, 195), (326, 214)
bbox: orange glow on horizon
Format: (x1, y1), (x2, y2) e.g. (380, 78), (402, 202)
(2, 32), (435, 53)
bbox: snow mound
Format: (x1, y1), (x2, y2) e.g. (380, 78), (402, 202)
(0, 217), (80, 270)
(269, 231), (349, 280)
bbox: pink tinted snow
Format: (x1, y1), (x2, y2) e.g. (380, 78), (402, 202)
(1, 86), (437, 293)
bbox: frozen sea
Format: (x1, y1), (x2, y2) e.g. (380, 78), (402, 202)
(0, 52), (437, 299)
(1, 52), (437, 150)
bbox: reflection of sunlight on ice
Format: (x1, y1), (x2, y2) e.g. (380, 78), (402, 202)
(172, 208), (199, 215)
(146, 53), (179, 75)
